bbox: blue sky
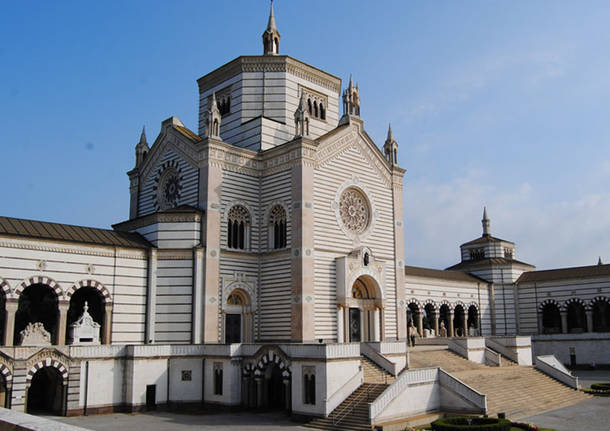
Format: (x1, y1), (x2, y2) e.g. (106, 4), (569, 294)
(2, 1), (610, 270)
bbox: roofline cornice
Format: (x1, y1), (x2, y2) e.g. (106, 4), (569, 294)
(197, 56), (342, 94)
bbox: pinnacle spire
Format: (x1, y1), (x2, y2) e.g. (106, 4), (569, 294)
(387, 123), (394, 141)
(267, 0), (277, 31)
(139, 126), (147, 146)
(598, 256), (603, 265)
(262, 0), (280, 55)
(482, 207), (490, 236)
(349, 74), (354, 89)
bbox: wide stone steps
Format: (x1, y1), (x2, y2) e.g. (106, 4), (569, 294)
(409, 347), (591, 420)
(306, 383), (388, 431)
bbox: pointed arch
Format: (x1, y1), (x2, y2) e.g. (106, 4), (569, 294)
(538, 298), (562, 312)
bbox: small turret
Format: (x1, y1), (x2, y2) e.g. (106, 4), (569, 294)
(341, 74), (361, 118)
(205, 92), (222, 139)
(383, 123), (398, 166)
(294, 91), (310, 138)
(482, 207), (490, 236)
(262, 1), (280, 55)
(135, 126), (149, 168)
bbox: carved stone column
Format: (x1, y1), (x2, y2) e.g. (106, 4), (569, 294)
(462, 313), (467, 338)
(4, 300), (18, 346)
(416, 312), (424, 337)
(586, 309), (594, 333)
(433, 311), (439, 337)
(337, 305), (344, 343)
(283, 377), (291, 411)
(560, 310), (568, 334)
(57, 301), (70, 345)
(255, 377), (263, 408)
(379, 307), (385, 342)
(102, 303), (113, 344)
(372, 308), (380, 342)
(448, 310), (455, 338)
(537, 312), (544, 334)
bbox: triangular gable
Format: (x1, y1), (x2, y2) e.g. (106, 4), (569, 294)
(315, 122), (392, 187)
(139, 123), (201, 182)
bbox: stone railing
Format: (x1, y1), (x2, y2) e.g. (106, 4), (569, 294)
(447, 338), (469, 359)
(361, 343), (397, 375)
(365, 341), (407, 355)
(369, 367), (439, 420)
(484, 347), (502, 367)
(324, 368), (364, 415)
(0, 407), (90, 430)
(535, 355), (580, 389)
(485, 336), (533, 365)
(438, 368), (487, 413)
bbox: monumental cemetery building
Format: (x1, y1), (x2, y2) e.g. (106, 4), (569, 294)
(0, 4), (607, 426)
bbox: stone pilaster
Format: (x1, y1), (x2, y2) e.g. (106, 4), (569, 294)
(586, 309), (594, 333)
(391, 166), (407, 340)
(145, 248), (158, 343)
(192, 246), (204, 344)
(290, 141), (316, 342)
(448, 310), (455, 337)
(560, 310), (568, 334)
(103, 304), (113, 344)
(57, 301), (70, 345)
(199, 143), (223, 343)
(4, 300), (18, 346)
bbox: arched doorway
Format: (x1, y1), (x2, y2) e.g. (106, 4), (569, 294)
(567, 300), (587, 333)
(592, 298), (610, 332)
(26, 367), (64, 415)
(467, 305), (479, 336)
(264, 363), (285, 410)
(0, 375), (7, 408)
(407, 302), (420, 336)
(349, 276), (382, 342)
(15, 284), (59, 345)
(67, 287), (104, 344)
(453, 305), (465, 337)
(541, 302), (561, 334)
(424, 303), (435, 335)
(224, 288), (253, 343)
(439, 304), (450, 337)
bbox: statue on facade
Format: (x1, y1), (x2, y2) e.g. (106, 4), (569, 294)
(19, 322), (51, 346)
(439, 321), (447, 338)
(408, 322), (418, 347)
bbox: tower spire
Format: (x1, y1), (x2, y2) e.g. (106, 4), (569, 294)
(383, 123), (398, 166)
(262, 1), (280, 55)
(482, 207), (490, 236)
(135, 125), (149, 168)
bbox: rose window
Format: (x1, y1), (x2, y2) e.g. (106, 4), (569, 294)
(339, 188), (370, 233)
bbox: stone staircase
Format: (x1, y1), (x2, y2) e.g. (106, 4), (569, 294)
(409, 346), (591, 420)
(361, 355), (395, 384)
(306, 355), (393, 431)
(306, 383), (387, 431)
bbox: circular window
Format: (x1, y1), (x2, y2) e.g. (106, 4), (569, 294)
(157, 168), (182, 210)
(339, 188), (370, 234)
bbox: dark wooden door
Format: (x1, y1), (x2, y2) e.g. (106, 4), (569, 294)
(226, 313), (242, 343)
(349, 308), (361, 342)
(146, 385), (156, 411)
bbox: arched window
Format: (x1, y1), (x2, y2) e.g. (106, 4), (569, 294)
(227, 205), (250, 250)
(314, 101), (318, 118)
(567, 300), (587, 333)
(307, 98), (312, 115)
(592, 298), (610, 332)
(541, 302), (562, 334)
(320, 104), (326, 120)
(269, 205), (287, 249)
(224, 289), (251, 343)
(467, 305), (478, 336)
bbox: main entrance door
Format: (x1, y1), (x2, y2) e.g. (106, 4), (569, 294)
(226, 313), (241, 343)
(349, 308), (361, 342)
(27, 367), (63, 415)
